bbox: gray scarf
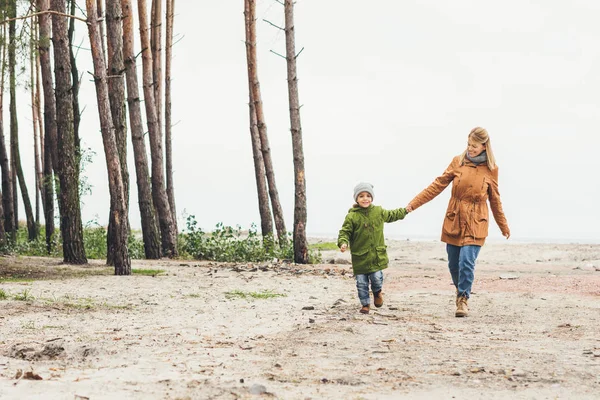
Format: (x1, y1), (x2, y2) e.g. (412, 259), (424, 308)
(466, 150), (487, 166)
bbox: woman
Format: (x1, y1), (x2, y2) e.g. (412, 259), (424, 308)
(406, 127), (510, 317)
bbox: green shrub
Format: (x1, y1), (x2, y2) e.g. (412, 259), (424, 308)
(179, 215), (321, 263)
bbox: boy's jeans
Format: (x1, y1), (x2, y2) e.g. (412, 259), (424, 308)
(356, 270), (383, 306)
(446, 244), (481, 299)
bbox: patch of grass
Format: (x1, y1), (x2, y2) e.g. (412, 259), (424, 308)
(13, 289), (34, 301)
(186, 293), (202, 298)
(309, 241), (338, 251)
(21, 321), (36, 330)
(0, 276), (35, 283)
(132, 269), (165, 276)
(0, 289), (7, 300)
(225, 289), (286, 300)
(42, 325), (65, 330)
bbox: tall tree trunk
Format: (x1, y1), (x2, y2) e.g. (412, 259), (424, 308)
(37, 0), (57, 253)
(86, 0), (131, 275)
(0, 21), (15, 241)
(164, 0), (177, 233)
(245, 0), (287, 246)
(244, 0), (273, 244)
(122, 0), (161, 259)
(96, 0), (106, 62)
(51, 0), (87, 264)
(9, 0), (37, 241)
(106, 0), (130, 265)
(68, 0), (82, 153)
(150, 0), (162, 142)
(31, 24), (43, 226)
(29, 18), (46, 226)
(138, 0), (177, 257)
(284, 0), (308, 263)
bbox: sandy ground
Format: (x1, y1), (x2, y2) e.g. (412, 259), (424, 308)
(0, 239), (599, 400)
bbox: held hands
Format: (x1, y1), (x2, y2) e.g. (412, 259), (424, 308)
(406, 204), (413, 213)
(340, 243), (348, 253)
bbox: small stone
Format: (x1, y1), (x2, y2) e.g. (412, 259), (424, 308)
(249, 383), (267, 395)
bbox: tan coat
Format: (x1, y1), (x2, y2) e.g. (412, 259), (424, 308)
(409, 156), (510, 246)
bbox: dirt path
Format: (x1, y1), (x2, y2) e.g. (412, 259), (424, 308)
(0, 240), (599, 399)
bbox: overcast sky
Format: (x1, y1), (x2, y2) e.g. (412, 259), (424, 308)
(13, 0), (600, 243)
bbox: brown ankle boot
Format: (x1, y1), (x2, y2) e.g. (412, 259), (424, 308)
(360, 305), (370, 314)
(455, 296), (468, 317)
(374, 291), (384, 308)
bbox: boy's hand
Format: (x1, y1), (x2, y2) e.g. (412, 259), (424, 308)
(340, 243), (348, 252)
(406, 204), (413, 213)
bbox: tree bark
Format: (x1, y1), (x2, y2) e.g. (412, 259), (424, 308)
(9, 0), (38, 241)
(0, 21), (15, 241)
(122, 0), (161, 259)
(164, 0), (177, 234)
(86, 0), (131, 275)
(68, 0), (82, 154)
(137, 0), (177, 257)
(244, 0), (273, 244)
(284, 0), (308, 263)
(150, 0), (162, 133)
(106, 0), (130, 265)
(245, 0), (287, 246)
(37, 0), (58, 253)
(51, 0), (87, 264)
(31, 29), (42, 226)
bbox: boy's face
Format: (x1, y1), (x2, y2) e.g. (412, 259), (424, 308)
(356, 192), (372, 208)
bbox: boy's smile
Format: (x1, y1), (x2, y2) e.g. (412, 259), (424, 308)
(356, 192), (372, 208)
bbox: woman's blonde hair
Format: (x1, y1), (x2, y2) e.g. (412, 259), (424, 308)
(459, 126), (497, 170)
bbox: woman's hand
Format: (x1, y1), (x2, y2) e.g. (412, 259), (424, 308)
(340, 243), (348, 252)
(503, 231), (511, 240)
(406, 204), (413, 213)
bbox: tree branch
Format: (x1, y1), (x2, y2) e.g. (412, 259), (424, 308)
(263, 19), (284, 31)
(270, 49), (286, 59)
(0, 10), (88, 25)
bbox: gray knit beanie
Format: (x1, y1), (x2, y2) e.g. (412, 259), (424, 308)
(353, 182), (374, 202)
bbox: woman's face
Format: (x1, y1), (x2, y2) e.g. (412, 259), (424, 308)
(467, 139), (486, 158)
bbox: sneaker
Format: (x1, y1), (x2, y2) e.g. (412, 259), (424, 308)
(455, 296), (468, 317)
(360, 305), (370, 314)
(374, 291), (384, 308)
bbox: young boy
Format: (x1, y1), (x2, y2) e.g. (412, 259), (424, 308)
(338, 182), (409, 314)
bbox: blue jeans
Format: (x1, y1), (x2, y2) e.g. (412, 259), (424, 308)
(446, 244), (481, 299)
(355, 270), (384, 306)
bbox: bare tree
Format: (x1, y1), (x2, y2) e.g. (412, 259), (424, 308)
(31, 17), (44, 226)
(106, 0), (130, 265)
(122, 0), (161, 259)
(244, 0), (273, 244)
(37, 0), (58, 252)
(8, 0), (38, 241)
(0, 18), (15, 241)
(68, 0), (82, 152)
(86, 0), (131, 274)
(246, 0), (287, 246)
(137, 0), (177, 257)
(164, 0), (177, 233)
(284, 0), (308, 263)
(51, 0), (87, 264)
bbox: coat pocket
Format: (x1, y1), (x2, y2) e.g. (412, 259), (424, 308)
(442, 211), (461, 237)
(375, 246), (389, 266)
(351, 248), (369, 266)
(472, 214), (489, 238)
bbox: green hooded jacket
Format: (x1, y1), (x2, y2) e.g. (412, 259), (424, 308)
(337, 205), (408, 275)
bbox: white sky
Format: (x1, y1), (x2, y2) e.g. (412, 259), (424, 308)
(11, 0), (600, 243)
